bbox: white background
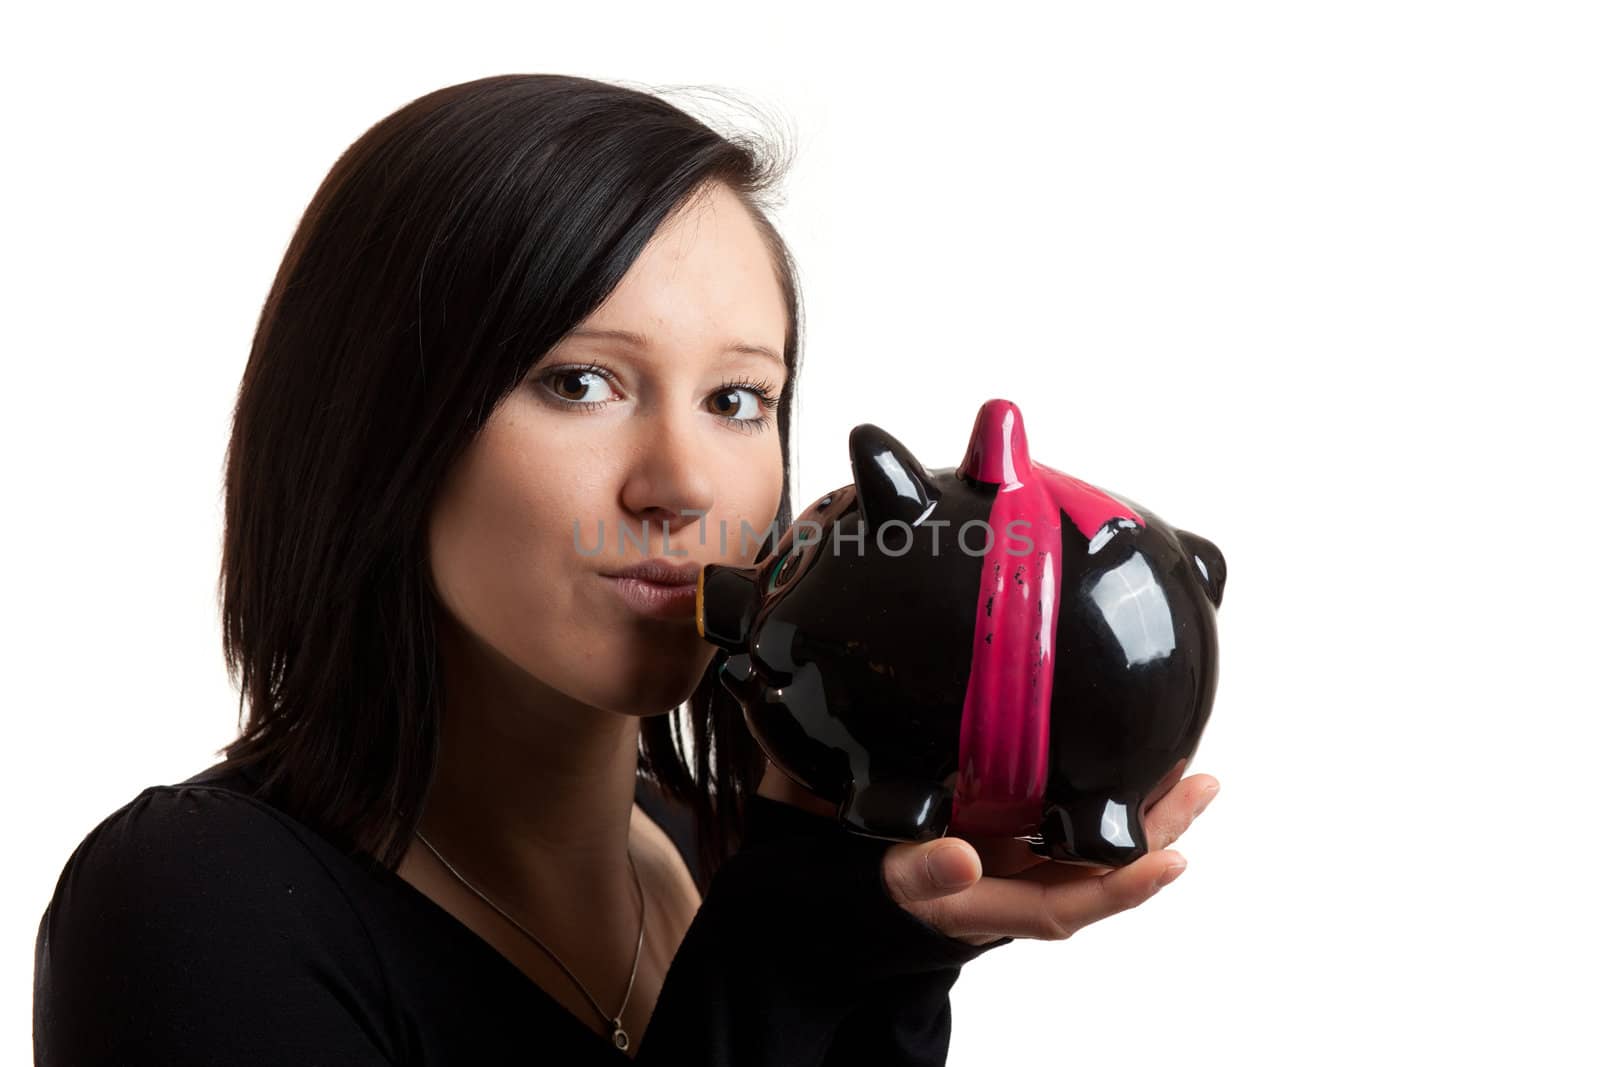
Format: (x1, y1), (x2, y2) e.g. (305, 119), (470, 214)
(5, 2), (1597, 1063)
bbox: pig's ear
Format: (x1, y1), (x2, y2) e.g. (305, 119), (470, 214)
(847, 423), (939, 531)
(1175, 529), (1226, 609)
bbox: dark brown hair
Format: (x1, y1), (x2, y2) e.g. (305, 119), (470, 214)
(216, 73), (802, 887)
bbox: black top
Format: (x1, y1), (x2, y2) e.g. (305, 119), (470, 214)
(33, 760), (1011, 1065)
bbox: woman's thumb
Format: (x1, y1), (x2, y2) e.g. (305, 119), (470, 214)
(884, 838), (982, 905)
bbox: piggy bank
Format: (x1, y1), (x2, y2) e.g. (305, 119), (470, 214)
(695, 398), (1225, 867)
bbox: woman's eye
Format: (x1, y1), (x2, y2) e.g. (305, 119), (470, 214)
(708, 386), (767, 422)
(542, 368), (618, 407)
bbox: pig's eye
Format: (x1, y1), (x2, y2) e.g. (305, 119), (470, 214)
(768, 547), (802, 592)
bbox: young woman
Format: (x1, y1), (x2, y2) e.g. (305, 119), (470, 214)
(32, 73), (1219, 1065)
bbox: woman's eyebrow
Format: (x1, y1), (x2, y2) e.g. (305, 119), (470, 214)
(565, 326), (784, 371)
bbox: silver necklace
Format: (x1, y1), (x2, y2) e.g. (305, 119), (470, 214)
(414, 828), (646, 1052)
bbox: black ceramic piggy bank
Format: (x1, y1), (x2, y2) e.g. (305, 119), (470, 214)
(695, 398), (1225, 868)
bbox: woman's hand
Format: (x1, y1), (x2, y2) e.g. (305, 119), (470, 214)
(883, 775), (1220, 946)
(756, 759), (1220, 948)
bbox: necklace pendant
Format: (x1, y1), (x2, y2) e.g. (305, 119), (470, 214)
(612, 1020), (630, 1051)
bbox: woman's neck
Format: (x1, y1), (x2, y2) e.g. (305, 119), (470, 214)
(417, 610), (645, 925)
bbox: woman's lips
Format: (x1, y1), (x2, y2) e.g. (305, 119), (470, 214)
(604, 575), (698, 620)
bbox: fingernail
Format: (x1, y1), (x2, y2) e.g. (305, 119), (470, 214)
(928, 845), (973, 888)
(1196, 783), (1220, 815)
(1154, 859), (1187, 890)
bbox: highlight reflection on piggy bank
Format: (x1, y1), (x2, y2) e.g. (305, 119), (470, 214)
(696, 398), (1226, 867)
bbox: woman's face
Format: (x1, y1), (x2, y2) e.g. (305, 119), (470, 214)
(427, 181), (789, 719)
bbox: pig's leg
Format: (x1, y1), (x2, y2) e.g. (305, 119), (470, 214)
(837, 778), (953, 842)
(1032, 792), (1149, 868)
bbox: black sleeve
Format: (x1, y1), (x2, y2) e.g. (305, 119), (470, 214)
(636, 794), (1012, 1067)
(33, 786), (398, 1066)
(820, 967), (969, 1067)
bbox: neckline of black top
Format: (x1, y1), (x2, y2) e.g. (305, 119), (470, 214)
(180, 760), (703, 1061)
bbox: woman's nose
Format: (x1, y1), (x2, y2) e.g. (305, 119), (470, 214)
(618, 407), (716, 544)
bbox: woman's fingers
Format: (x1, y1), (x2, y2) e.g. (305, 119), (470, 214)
(882, 838), (984, 905)
(928, 848), (1188, 944)
(1142, 773), (1221, 852)
(883, 836), (1184, 944)
(966, 773), (1221, 884)
(993, 774), (1218, 891)
(883, 775), (1220, 945)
